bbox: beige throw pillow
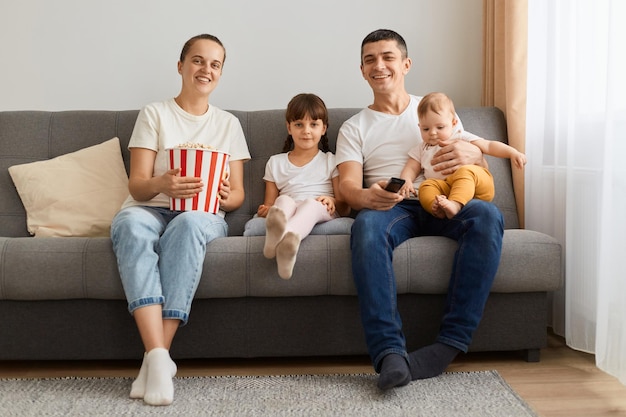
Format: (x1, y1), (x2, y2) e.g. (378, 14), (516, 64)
(8, 137), (129, 237)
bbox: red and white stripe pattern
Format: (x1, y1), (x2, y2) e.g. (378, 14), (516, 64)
(167, 148), (230, 213)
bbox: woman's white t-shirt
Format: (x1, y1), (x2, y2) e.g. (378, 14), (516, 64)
(121, 98), (250, 209)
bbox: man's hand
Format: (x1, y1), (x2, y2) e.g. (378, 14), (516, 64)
(366, 180), (404, 211)
(338, 161), (403, 211)
(430, 139), (485, 176)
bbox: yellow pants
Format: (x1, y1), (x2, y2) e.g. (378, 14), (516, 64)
(418, 165), (495, 215)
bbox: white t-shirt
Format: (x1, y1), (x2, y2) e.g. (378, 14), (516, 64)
(408, 128), (480, 180)
(335, 95), (465, 190)
(121, 98), (251, 209)
(264, 150), (338, 202)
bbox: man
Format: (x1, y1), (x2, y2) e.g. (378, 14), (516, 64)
(335, 29), (504, 390)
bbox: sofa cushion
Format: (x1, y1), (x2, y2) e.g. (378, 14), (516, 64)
(0, 229), (562, 301)
(243, 216), (354, 236)
(8, 137), (129, 237)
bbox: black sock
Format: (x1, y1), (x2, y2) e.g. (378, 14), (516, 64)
(377, 353), (411, 390)
(408, 342), (461, 380)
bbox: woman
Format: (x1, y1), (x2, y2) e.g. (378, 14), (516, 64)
(111, 34), (250, 406)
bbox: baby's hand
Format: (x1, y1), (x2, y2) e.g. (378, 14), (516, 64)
(513, 152), (527, 170)
(398, 182), (416, 199)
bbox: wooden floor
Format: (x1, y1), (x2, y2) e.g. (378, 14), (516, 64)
(1, 332), (625, 417)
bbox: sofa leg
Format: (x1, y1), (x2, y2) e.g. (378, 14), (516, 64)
(523, 348), (540, 362)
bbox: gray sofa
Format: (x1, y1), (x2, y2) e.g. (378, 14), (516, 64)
(0, 107), (562, 362)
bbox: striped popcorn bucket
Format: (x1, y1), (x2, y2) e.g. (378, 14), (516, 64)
(167, 148), (230, 214)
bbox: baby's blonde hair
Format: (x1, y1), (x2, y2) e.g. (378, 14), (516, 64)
(417, 92), (456, 121)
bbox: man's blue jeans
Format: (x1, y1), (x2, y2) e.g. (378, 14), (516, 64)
(350, 199), (504, 372)
(111, 206), (228, 325)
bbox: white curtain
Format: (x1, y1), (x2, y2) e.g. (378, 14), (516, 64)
(526, 0), (626, 384)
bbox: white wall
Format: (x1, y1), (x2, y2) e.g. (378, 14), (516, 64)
(0, 0), (483, 111)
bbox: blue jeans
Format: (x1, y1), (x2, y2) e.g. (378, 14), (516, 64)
(110, 206), (227, 325)
(350, 199), (503, 372)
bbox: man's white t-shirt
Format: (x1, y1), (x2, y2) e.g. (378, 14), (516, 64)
(121, 98), (251, 209)
(264, 150), (338, 201)
(335, 95), (465, 190)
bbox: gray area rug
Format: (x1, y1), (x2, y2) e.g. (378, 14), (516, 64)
(0, 370), (537, 416)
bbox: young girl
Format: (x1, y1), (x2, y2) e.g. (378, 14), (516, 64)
(110, 34), (250, 406)
(257, 93), (349, 279)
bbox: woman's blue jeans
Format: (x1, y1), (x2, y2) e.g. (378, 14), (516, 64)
(110, 206), (227, 325)
(350, 199), (504, 372)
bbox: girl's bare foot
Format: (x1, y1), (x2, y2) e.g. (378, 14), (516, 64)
(436, 195), (462, 219)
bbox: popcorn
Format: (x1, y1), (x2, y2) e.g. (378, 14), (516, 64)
(167, 146), (230, 214)
(175, 142), (216, 150)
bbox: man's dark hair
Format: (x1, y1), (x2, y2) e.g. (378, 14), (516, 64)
(360, 29), (408, 62)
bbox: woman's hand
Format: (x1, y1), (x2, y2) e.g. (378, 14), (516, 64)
(159, 168), (203, 199)
(217, 161), (246, 212)
(217, 173), (231, 203)
(128, 148), (205, 202)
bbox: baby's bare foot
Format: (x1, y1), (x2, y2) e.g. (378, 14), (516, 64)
(431, 197), (446, 219)
(437, 196), (462, 219)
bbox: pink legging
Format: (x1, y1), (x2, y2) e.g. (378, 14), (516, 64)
(273, 195), (336, 238)
(418, 165), (495, 215)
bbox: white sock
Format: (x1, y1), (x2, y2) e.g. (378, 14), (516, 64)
(129, 352), (148, 399)
(264, 206), (287, 259)
(143, 348), (177, 406)
(276, 232), (300, 279)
